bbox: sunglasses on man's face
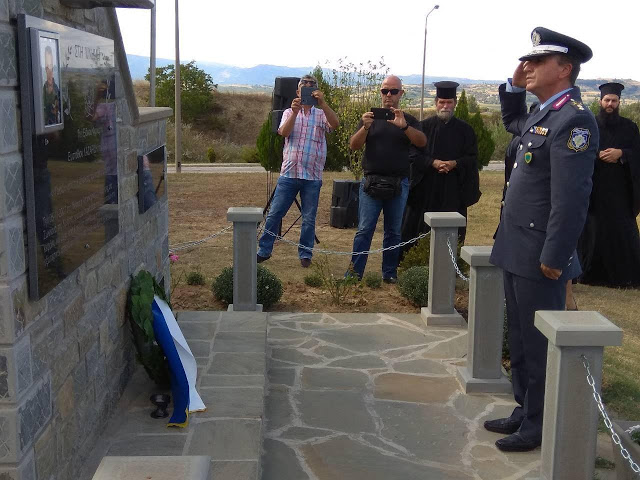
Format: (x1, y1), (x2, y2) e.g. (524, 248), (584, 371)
(381, 88), (401, 95)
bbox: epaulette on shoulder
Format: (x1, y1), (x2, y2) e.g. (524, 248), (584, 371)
(570, 99), (586, 111)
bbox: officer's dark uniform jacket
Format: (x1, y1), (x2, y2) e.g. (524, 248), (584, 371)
(491, 84), (599, 281)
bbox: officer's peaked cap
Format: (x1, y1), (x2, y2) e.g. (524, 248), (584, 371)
(519, 27), (593, 63)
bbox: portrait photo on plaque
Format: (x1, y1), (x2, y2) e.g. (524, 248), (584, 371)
(30, 29), (64, 135)
(138, 145), (166, 213)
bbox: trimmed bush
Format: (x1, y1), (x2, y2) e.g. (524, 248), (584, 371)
(186, 270), (206, 286)
(206, 147), (217, 163)
(398, 236), (430, 273)
(304, 272), (323, 288)
(212, 265), (283, 308)
(363, 272), (382, 289)
(398, 266), (429, 307)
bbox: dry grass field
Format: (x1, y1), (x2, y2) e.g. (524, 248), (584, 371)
(168, 169), (640, 419)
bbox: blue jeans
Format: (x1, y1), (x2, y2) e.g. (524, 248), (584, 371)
(258, 176), (322, 260)
(349, 177), (409, 279)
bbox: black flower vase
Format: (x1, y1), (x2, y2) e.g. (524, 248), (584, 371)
(150, 393), (171, 419)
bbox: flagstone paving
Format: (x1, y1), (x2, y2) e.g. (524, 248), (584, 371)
(263, 312), (617, 480)
(81, 310), (618, 480)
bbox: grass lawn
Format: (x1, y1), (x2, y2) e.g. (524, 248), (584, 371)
(168, 169), (640, 420)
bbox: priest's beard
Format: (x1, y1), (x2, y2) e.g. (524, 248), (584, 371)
(597, 105), (620, 128)
(436, 109), (454, 122)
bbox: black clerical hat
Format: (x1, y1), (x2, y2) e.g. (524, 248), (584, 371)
(599, 82), (624, 99)
(434, 81), (459, 99)
(519, 27), (593, 63)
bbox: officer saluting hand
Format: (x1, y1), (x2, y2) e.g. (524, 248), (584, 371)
(485, 27), (599, 453)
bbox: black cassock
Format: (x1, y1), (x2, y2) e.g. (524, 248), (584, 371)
(578, 115), (640, 287)
(401, 116), (480, 248)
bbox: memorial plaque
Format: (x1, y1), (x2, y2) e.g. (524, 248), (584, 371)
(18, 15), (118, 298)
(138, 145), (166, 213)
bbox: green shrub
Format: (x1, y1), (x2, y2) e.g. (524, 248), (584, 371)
(186, 270), (206, 286)
(399, 236), (430, 273)
(207, 147), (217, 163)
(363, 272), (382, 289)
(304, 272), (323, 288)
(312, 256), (361, 305)
(398, 266), (429, 307)
(212, 265), (283, 308)
(240, 145), (260, 163)
(631, 429), (640, 446)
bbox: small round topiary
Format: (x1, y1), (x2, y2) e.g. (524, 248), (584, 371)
(212, 265), (283, 308)
(363, 272), (382, 289)
(186, 270), (206, 286)
(398, 266), (429, 306)
(212, 267), (233, 303)
(304, 272), (323, 288)
(257, 264), (283, 308)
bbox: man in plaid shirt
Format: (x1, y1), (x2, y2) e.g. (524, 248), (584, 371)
(257, 75), (339, 267)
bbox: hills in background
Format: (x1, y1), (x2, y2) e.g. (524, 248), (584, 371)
(126, 54), (640, 103)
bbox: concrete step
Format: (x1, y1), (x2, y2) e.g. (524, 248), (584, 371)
(92, 456), (210, 480)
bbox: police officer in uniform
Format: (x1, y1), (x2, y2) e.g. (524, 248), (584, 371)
(484, 27), (599, 452)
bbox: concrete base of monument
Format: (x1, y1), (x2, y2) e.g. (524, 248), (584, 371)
(456, 366), (513, 394)
(421, 307), (466, 326)
(92, 456), (210, 480)
(228, 304), (263, 312)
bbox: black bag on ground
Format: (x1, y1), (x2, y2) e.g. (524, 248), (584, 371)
(363, 175), (402, 200)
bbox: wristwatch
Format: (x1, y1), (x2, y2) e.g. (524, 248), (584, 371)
(400, 124), (409, 131)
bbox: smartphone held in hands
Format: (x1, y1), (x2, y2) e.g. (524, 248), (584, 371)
(371, 107), (395, 120)
(300, 86), (318, 106)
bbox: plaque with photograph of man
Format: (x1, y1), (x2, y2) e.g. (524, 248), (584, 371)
(30, 29), (64, 134)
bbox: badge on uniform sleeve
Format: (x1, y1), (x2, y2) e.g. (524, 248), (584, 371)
(567, 127), (591, 152)
(524, 152), (533, 163)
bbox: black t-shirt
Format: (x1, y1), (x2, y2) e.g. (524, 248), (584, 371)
(357, 112), (419, 178)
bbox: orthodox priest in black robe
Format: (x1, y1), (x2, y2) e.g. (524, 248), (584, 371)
(578, 82), (640, 287)
(401, 82), (480, 251)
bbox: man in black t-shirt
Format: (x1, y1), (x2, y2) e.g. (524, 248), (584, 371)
(347, 75), (427, 282)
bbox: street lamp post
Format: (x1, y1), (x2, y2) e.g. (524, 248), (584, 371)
(420, 4), (439, 121)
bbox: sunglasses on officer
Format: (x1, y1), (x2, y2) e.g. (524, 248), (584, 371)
(380, 88), (401, 95)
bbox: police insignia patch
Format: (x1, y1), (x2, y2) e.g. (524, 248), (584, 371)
(532, 31), (541, 46)
(524, 152), (533, 163)
(567, 127), (591, 152)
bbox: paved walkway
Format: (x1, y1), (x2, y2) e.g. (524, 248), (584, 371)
(263, 312), (615, 480)
(82, 310), (617, 480)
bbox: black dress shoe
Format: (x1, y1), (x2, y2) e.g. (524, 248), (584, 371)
(257, 254), (270, 263)
(484, 417), (522, 435)
(383, 277), (397, 284)
(495, 432), (541, 452)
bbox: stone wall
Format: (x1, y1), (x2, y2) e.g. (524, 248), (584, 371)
(0, 2), (171, 479)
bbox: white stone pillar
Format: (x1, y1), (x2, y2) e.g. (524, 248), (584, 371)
(227, 207), (263, 312)
(456, 246), (511, 393)
(421, 212), (466, 326)
(535, 311), (623, 480)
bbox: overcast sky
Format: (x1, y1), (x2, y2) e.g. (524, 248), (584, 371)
(116, 0), (639, 82)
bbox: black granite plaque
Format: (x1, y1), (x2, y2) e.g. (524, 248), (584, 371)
(138, 145), (166, 213)
(18, 15), (118, 298)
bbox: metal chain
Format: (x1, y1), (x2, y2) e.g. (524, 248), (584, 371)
(169, 225), (233, 253)
(581, 355), (640, 474)
(261, 228), (430, 256)
(446, 236), (469, 282)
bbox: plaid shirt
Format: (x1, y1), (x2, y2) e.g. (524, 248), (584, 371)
(279, 107), (332, 180)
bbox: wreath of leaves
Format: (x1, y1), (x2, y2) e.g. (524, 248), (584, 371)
(128, 270), (171, 386)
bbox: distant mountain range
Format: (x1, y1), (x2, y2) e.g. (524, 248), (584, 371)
(125, 54), (640, 101)
(125, 54), (501, 87)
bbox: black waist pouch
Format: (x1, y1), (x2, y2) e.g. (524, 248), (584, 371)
(363, 175), (402, 200)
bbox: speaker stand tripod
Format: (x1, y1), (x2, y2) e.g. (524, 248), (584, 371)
(261, 182), (320, 245)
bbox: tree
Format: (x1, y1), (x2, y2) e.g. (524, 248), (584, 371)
(146, 61), (215, 123)
(256, 112), (283, 173)
(468, 94), (480, 114)
(589, 98), (600, 115)
(456, 89), (494, 170)
(454, 90), (470, 122)
(469, 111), (496, 170)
